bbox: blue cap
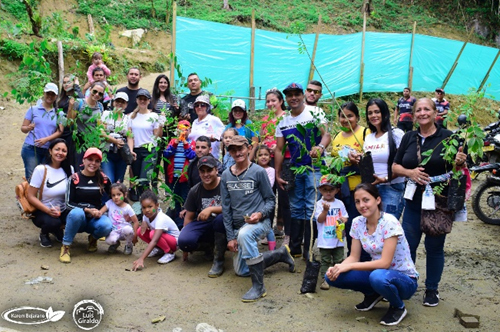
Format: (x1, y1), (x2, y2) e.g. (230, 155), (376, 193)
(283, 82), (303, 95)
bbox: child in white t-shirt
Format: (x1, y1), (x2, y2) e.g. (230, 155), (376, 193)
(132, 191), (180, 270)
(315, 175), (348, 290)
(100, 183), (139, 255)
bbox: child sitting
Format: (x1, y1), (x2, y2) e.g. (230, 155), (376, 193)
(315, 175), (348, 290)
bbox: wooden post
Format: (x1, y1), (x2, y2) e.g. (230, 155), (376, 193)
(442, 30), (474, 89)
(308, 15), (321, 82)
(170, 2), (177, 86)
(249, 9), (256, 112)
(57, 41), (64, 92)
(408, 21), (417, 90)
(478, 50), (500, 91)
(87, 14), (94, 35)
(359, 11), (367, 103)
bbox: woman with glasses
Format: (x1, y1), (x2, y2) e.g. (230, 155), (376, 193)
(224, 99), (259, 160)
(21, 83), (64, 180)
(187, 95), (225, 159)
(67, 81), (105, 169)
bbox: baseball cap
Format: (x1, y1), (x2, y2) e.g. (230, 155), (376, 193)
(177, 120), (191, 129)
(435, 88), (445, 94)
(318, 175), (339, 188)
(231, 99), (246, 111)
(113, 91), (129, 102)
(83, 147), (103, 161)
(227, 135), (248, 150)
(197, 155), (219, 169)
(44, 83), (59, 95)
(136, 88), (151, 99)
(283, 82), (303, 95)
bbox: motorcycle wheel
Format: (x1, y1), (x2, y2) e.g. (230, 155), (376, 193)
(472, 181), (500, 225)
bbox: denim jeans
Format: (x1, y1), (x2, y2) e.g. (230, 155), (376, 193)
(403, 198), (446, 290)
(177, 214), (225, 252)
(326, 269), (418, 309)
(288, 171), (320, 220)
(131, 147), (157, 197)
(101, 151), (128, 183)
(21, 143), (49, 180)
(377, 182), (405, 220)
(233, 218), (271, 276)
(63, 208), (113, 246)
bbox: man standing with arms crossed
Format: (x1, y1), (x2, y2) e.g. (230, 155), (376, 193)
(274, 83), (331, 260)
(394, 87), (416, 133)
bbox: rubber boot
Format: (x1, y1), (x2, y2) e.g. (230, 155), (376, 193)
(208, 232), (226, 278)
(268, 240), (276, 251)
(263, 245), (295, 272)
(289, 218), (304, 257)
(241, 254), (266, 302)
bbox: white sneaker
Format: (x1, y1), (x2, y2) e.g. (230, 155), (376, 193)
(157, 253), (176, 264)
(147, 247), (164, 258)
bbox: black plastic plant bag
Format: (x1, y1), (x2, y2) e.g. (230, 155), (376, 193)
(448, 174), (467, 211)
(359, 151), (375, 184)
(300, 260), (321, 293)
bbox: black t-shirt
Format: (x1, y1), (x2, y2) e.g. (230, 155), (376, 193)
(184, 181), (221, 220)
(117, 86), (141, 114)
(394, 125), (453, 199)
(67, 171), (111, 210)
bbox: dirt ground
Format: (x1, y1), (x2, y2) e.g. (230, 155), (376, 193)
(1, 74), (500, 332)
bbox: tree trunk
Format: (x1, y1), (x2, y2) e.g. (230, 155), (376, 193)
(223, 0), (230, 10)
(22, 0), (42, 37)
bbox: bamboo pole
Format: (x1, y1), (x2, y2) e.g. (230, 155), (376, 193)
(249, 9), (256, 112)
(442, 30), (474, 89)
(478, 50), (500, 91)
(359, 11), (367, 103)
(57, 41), (64, 92)
(87, 14), (94, 35)
(308, 15), (322, 82)
(170, 2), (177, 86)
(408, 21), (417, 90)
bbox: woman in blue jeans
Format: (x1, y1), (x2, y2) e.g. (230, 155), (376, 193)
(60, 148), (112, 263)
(326, 183), (418, 326)
(363, 98), (405, 219)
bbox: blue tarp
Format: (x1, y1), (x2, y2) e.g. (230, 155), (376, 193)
(175, 16), (500, 105)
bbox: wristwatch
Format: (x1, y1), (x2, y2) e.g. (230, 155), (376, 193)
(318, 144), (325, 151)
(384, 176), (389, 182)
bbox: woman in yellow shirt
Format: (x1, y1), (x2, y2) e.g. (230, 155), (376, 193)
(330, 102), (370, 261)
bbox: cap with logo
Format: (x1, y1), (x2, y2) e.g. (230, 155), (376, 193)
(197, 155), (219, 169)
(231, 99), (247, 111)
(283, 82), (304, 95)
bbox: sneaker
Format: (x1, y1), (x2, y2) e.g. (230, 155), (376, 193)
(108, 241), (120, 253)
(423, 289), (440, 307)
(39, 233), (52, 248)
(380, 306), (407, 326)
(124, 243), (133, 255)
(59, 245), (71, 263)
(273, 227), (285, 239)
(355, 293), (383, 311)
(87, 235), (98, 252)
(320, 279), (330, 290)
(147, 247), (164, 258)
(157, 253), (176, 264)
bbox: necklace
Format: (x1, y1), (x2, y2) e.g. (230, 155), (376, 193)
(234, 164), (250, 181)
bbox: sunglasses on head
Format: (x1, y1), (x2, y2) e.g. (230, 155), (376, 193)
(306, 88), (321, 95)
(91, 89), (104, 97)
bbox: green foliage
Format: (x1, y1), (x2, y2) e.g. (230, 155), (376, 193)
(0, 40), (30, 60)
(3, 0), (28, 20)
(40, 12), (74, 40)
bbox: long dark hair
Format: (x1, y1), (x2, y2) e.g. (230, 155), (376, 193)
(56, 74), (75, 109)
(354, 183), (383, 211)
(228, 108), (248, 127)
(338, 101), (360, 119)
(110, 183), (131, 204)
(366, 98), (396, 181)
(151, 74), (175, 111)
(265, 89), (286, 111)
(45, 138), (72, 177)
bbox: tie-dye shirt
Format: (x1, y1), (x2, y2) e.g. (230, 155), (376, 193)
(105, 200), (135, 231)
(350, 212), (419, 278)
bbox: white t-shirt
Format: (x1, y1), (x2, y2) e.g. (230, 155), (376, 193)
(314, 198), (348, 249)
(105, 200), (135, 231)
(350, 213), (419, 278)
(363, 129), (405, 184)
(128, 112), (160, 148)
(142, 209), (180, 239)
(30, 165), (70, 209)
(188, 114), (225, 159)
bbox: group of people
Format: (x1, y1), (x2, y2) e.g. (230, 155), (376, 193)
(20, 60), (467, 326)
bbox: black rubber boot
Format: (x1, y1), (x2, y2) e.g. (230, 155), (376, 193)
(289, 218), (305, 257)
(208, 232), (226, 278)
(263, 245), (295, 273)
(241, 255), (266, 302)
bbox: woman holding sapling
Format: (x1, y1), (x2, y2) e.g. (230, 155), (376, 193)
(392, 97), (467, 307)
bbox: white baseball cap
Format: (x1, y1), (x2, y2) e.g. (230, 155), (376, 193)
(44, 83), (59, 95)
(113, 91), (129, 102)
(231, 99), (246, 111)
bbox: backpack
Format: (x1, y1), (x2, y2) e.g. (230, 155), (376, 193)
(15, 166), (47, 219)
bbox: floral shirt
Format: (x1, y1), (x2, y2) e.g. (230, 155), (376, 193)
(350, 212), (419, 278)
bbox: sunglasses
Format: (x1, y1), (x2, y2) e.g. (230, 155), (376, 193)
(91, 90), (104, 97)
(306, 88), (321, 95)
(194, 103), (207, 108)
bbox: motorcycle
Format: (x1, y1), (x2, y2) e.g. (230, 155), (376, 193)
(471, 163), (500, 225)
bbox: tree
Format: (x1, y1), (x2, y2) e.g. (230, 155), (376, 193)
(22, 0), (42, 37)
